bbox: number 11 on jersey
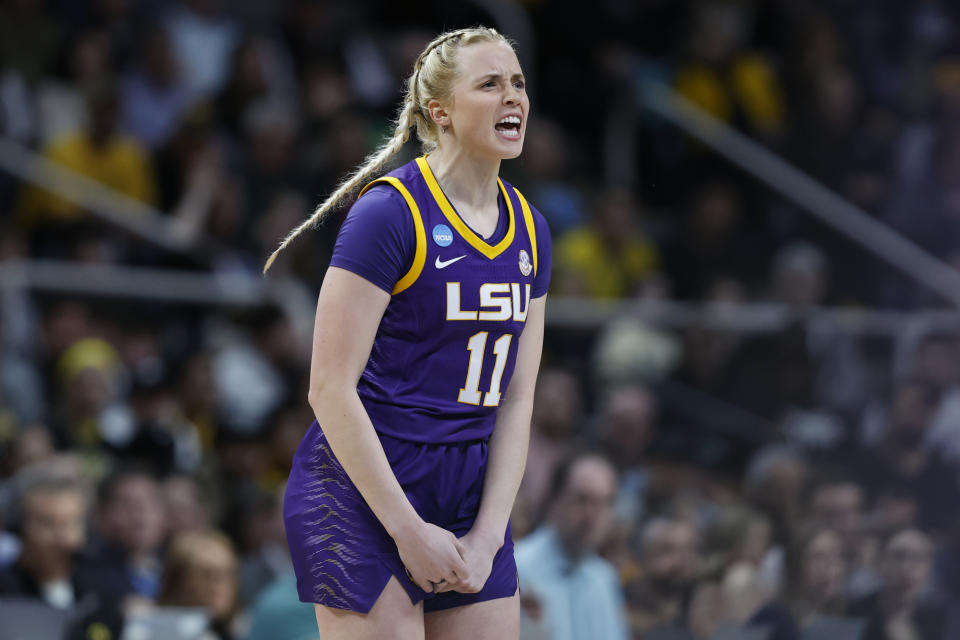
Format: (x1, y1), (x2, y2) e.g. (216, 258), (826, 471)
(458, 332), (512, 406)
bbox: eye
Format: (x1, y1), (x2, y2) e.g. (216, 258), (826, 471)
(481, 80), (497, 88)
(513, 80), (525, 90)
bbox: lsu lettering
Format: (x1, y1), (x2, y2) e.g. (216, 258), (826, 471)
(446, 283), (531, 322)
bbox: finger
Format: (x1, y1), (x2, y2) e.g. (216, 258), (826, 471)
(442, 572), (463, 586)
(415, 577), (433, 592)
(453, 537), (467, 557)
(449, 550), (469, 576)
(406, 570), (433, 593)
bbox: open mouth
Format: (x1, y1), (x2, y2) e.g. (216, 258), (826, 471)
(495, 115), (522, 140)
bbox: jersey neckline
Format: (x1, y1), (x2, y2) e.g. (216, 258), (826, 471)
(415, 156), (516, 260)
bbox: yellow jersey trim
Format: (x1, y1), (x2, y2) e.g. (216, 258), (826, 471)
(358, 177), (426, 295)
(415, 156), (515, 260)
(513, 187), (538, 277)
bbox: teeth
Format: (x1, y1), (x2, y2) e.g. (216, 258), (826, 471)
(497, 116), (521, 125)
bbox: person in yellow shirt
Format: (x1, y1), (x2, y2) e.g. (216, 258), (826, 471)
(554, 188), (660, 299)
(16, 80), (156, 226)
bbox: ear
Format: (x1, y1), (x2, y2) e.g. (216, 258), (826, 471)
(427, 98), (450, 128)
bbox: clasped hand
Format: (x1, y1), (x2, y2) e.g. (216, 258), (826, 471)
(394, 521), (500, 594)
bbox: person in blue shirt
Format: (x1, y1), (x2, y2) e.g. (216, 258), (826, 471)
(515, 451), (629, 640)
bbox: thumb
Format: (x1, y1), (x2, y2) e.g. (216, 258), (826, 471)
(453, 537), (467, 558)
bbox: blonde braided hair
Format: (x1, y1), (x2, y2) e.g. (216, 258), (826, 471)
(263, 26), (515, 273)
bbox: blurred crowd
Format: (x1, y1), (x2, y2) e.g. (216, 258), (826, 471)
(2, 0), (960, 639)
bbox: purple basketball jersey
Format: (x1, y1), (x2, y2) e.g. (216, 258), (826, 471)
(348, 156), (545, 443)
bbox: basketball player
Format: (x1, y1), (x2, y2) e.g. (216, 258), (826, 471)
(264, 27), (551, 639)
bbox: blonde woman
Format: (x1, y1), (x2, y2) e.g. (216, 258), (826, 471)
(158, 530), (239, 640)
(271, 26), (551, 639)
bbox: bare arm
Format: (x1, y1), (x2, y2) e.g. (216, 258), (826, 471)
(444, 294), (546, 592)
(308, 266), (467, 590)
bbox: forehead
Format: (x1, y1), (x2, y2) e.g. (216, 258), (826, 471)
(566, 457), (616, 495)
(455, 40), (521, 77)
(25, 488), (84, 513)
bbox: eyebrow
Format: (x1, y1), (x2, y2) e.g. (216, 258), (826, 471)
(475, 72), (525, 83)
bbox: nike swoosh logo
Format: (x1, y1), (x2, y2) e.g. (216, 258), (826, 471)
(435, 255), (467, 269)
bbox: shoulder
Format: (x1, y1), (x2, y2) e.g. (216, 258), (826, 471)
(347, 182), (412, 223)
(583, 554), (620, 586)
(505, 183), (552, 248)
(375, 158), (424, 188)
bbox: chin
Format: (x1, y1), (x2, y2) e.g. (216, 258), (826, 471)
(496, 139), (525, 159)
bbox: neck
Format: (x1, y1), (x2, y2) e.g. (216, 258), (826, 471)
(426, 144), (501, 208)
(20, 549), (70, 584)
(548, 524), (588, 565)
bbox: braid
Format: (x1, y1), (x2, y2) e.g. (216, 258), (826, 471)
(262, 25), (512, 274)
(261, 99), (418, 274)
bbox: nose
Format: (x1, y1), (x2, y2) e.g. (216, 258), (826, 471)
(504, 86), (521, 105)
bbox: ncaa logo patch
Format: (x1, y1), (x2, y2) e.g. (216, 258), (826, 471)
(518, 249), (532, 276)
(432, 224), (453, 247)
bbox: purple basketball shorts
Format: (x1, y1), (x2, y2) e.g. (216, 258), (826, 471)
(283, 420), (517, 613)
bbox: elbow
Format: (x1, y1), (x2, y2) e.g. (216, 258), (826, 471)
(307, 374), (334, 412)
(307, 370), (352, 412)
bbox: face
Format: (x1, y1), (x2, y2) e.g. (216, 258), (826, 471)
(181, 541), (237, 621)
(810, 483), (864, 541)
(601, 386), (657, 463)
(532, 369), (581, 438)
(642, 521), (700, 595)
(881, 529), (932, 604)
(552, 457), (617, 557)
(888, 383), (937, 446)
(162, 477), (208, 536)
(433, 41), (530, 160)
(800, 530), (846, 602)
(100, 475), (166, 556)
(22, 490), (87, 565)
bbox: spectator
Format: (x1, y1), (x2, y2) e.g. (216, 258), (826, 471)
(519, 118), (587, 235)
(0, 471), (89, 609)
(31, 28), (109, 148)
(120, 26), (194, 150)
(76, 469), (167, 605)
(16, 79), (157, 228)
(157, 529), (239, 640)
(243, 572), (316, 640)
(661, 179), (762, 300)
(596, 383), (659, 527)
(743, 445), (809, 551)
(700, 506), (777, 622)
(161, 474), (210, 538)
(909, 331), (960, 462)
(515, 451), (629, 640)
(625, 517), (701, 637)
(750, 525), (848, 638)
(163, 0), (238, 97)
(553, 188), (660, 298)
(849, 528), (956, 640)
(7, 426), (56, 475)
(50, 337), (126, 449)
(673, 1), (786, 140)
(519, 367), (583, 520)
(855, 379), (960, 534)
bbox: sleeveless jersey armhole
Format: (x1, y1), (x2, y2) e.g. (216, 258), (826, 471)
(513, 187), (552, 298)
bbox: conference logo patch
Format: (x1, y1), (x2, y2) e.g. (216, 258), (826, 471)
(519, 249), (532, 276)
